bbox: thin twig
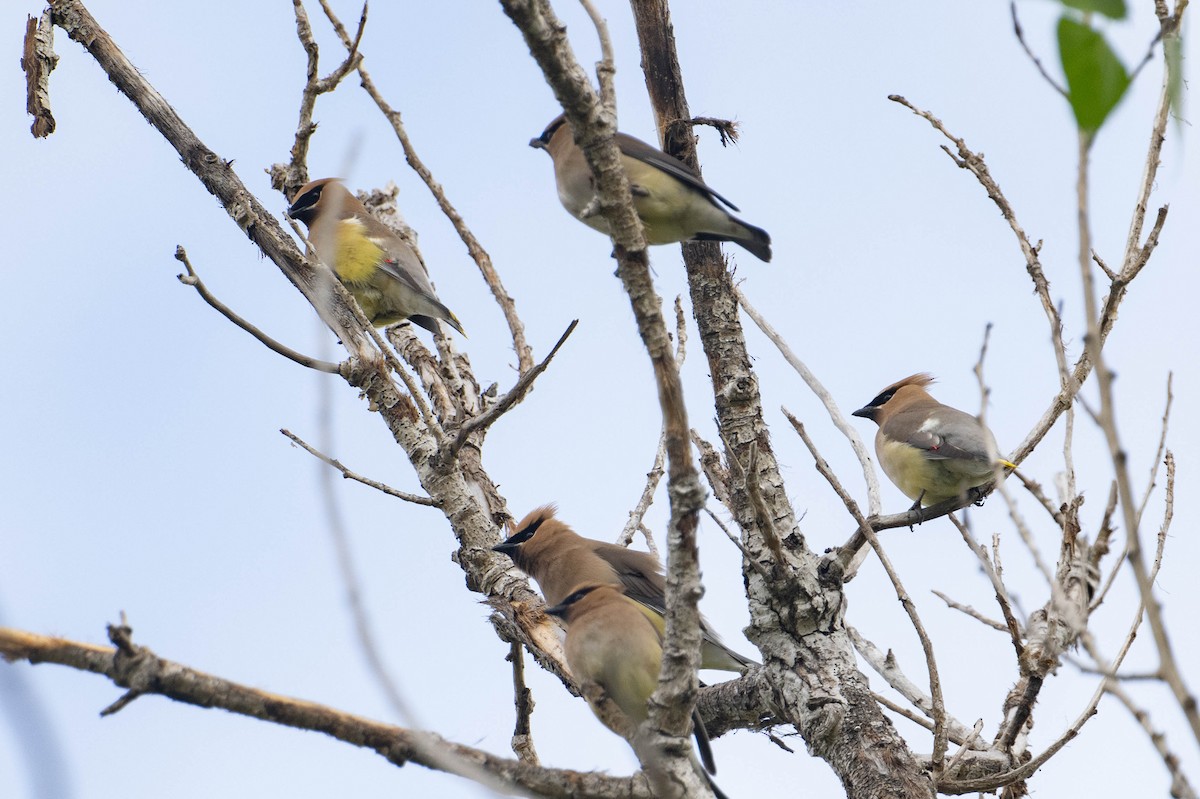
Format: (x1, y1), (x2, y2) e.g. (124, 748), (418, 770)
(996, 483), (1054, 587)
(619, 298), (687, 545)
(691, 431), (730, 507)
(578, 0), (616, 110)
(889, 95), (1092, 468)
(1078, 632), (1196, 798)
(943, 720), (985, 778)
(448, 320), (579, 456)
(620, 430), (667, 546)
(704, 507), (770, 581)
(508, 642), (540, 765)
(738, 286), (880, 516)
(1089, 482), (1123, 611)
(1136, 373), (1173, 525)
(174, 247), (341, 374)
(948, 516), (1024, 660)
(274, 0), (364, 194)
(1105, 678), (1197, 798)
(931, 591), (1009, 634)
(280, 429), (438, 506)
(848, 628), (976, 746)
(1009, 2), (1067, 96)
(1008, 469), (1063, 526)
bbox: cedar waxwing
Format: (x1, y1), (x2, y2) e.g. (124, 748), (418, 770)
(287, 178), (464, 335)
(530, 114), (772, 262)
(545, 583), (729, 798)
(493, 506), (756, 673)
(852, 374), (1016, 509)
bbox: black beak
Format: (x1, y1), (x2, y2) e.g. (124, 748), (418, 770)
(529, 136), (547, 150)
(851, 406), (873, 419)
(543, 601), (566, 619)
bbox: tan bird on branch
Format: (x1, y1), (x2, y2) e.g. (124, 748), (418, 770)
(287, 178), (464, 335)
(530, 114), (771, 262)
(852, 373), (1015, 510)
(545, 583), (730, 798)
(493, 506), (756, 673)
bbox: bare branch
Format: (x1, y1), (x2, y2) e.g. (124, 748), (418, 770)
(726, 439), (785, 565)
(691, 431), (730, 507)
(996, 482), (1055, 587)
(508, 642), (540, 765)
(280, 429), (438, 506)
(704, 507), (770, 581)
(1136, 373), (1174, 524)
(1104, 679), (1197, 799)
(739, 287), (880, 516)
(1089, 482), (1122, 612)
(620, 429), (667, 547)
(1009, 2), (1067, 96)
(619, 298), (687, 546)
(0, 625), (649, 799)
(578, 0), (616, 109)
(848, 628), (976, 746)
(275, 0), (364, 195)
(175, 247), (341, 374)
(448, 320), (579, 456)
(948, 517), (1024, 660)
(931, 591), (1009, 634)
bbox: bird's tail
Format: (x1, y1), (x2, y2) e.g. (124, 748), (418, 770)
(702, 636), (759, 674)
(696, 218), (772, 262)
(411, 305), (466, 337)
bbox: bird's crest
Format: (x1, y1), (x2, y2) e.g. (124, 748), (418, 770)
(869, 373), (935, 406)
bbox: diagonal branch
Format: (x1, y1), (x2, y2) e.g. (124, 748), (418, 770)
(447, 320), (578, 456)
(281, 429), (439, 506)
(0, 626), (649, 799)
(175, 246), (341, 374)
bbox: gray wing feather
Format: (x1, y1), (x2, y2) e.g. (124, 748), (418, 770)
(616, 132), (741, 212)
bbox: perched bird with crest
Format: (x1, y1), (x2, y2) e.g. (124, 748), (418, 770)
(852, 374), (1015, 509)
(530, 114), (771, 262)
(493, 506), (756, 673)
(545, 583), (729, 797)
(287, 178), (464, 335)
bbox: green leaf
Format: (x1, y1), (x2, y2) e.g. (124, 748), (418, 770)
(1057, 16), (1131, 133)
(1059, 0), (1127, 20)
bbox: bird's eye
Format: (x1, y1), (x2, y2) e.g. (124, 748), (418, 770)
(868, 389), (895, 407)
(505, 516), (545, 546)
(563, 585), (598, 606)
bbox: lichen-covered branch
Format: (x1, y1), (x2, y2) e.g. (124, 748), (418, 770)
(0, 626), (650, 799)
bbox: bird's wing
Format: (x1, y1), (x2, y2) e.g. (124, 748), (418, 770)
(362, 223), (439, 298)
(901, 408), (993, 464)
(616, 132), (741, 212)
(596, 544), (668, 613)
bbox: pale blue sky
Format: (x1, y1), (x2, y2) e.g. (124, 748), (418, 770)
(2, 2), (1197, 798)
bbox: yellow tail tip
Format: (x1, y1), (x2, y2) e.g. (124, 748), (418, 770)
(999, 459), (1018, 470)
